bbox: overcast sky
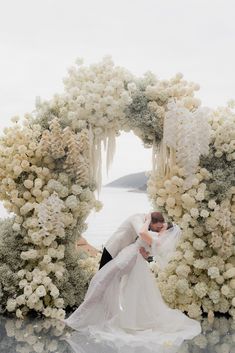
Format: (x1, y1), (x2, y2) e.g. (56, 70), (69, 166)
(0, 0), (235, 185)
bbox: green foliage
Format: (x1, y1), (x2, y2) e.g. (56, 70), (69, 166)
(200, 147), (235, 202)
(0, 218), (28, 314)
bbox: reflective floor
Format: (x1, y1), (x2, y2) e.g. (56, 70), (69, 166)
(0, 315), (234, 353)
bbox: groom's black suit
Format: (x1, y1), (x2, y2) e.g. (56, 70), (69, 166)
(99, 222), (173, 270)
(99, 247), (113, 269)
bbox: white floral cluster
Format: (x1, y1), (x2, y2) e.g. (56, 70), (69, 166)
(144, 72), (201, 110)
(0, 118), (103, 318)
(147, 105), (235, 320)
(1, 56), (234, 321)
(210, 105), (235, 161)
(7, 193), (66, 320)
(33, 57), (136, 193)
(35, 57), (203, 191)
(125, 71), (202, 149)
(78, 252), (101, 274)
(36, 55), (134, 137)
(38, 117), (92, 185)
(163, 101), (211, 188)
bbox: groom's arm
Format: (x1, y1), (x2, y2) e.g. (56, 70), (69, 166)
(129, 214), (147, 238)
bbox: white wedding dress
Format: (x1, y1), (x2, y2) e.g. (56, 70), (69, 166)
(62, 234), (201, 352)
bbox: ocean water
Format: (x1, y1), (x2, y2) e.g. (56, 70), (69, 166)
(83, 186), (151, 250)
(0, 186), (152, 250)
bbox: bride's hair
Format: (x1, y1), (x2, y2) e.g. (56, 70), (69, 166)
(151, 212), (164, 223)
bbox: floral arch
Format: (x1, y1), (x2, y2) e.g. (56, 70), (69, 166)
(0, 56), (234, 321)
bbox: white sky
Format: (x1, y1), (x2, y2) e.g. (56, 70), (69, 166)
(0, 0), (235, 185)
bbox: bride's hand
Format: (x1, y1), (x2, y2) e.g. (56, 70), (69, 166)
(159, 222), (168, 234)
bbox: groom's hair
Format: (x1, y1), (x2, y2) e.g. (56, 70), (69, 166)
(151, 212), (165, 223)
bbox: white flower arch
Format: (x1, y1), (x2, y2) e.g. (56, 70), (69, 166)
(0, 56), (234, 320)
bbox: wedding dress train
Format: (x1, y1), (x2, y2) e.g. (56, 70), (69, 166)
(62, 235), (201, 352)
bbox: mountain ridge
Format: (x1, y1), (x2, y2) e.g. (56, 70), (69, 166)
(103, 171), (149, 192)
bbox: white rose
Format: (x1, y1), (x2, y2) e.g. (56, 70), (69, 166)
(42, 276), (52, 286)
(16, 294), (26, 306)
(156, 197), (165, 206)
(166, 197), (176, 207)
(20, 202), (35, 215)
(208, 200), (217, 209)
(24, 179), (34, 189)
(19, 279), (28, 288)
(54, 298), (64, 308)
(43, 307), (52, 317)
(6, 298), (17, 312)
(16, 308), (24, 319)
(49, 284), (60, 298)
(35, 285), (47, 297)
(24, 284), (33, 297)
(224, 268), (235, 279)
(56, 308), (66, 320)
(200, 210), (209, 218)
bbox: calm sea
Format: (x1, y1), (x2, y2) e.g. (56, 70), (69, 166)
(0, 186), (152, 250)
(83, 186), (151, 250)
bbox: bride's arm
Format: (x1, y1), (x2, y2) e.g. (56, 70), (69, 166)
(139, 215), (168, 245)
(139, 216), (153, 245)
(129, 213), (150, 238)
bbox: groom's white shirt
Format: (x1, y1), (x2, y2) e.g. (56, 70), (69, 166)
(104, 213), (147, 258)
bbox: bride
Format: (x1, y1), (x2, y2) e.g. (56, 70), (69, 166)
(61, 213), (201, 351)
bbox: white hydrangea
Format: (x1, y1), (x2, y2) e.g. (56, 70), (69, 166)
(195, 282), (208, 298)
(193, 238), (206, 251)
(200, 209), (209, 218)
(175, 264), (191, 278)
(208, 199), (217, 209)
(209, 290), (220, 304)
(176, 279), (189, 293)
(187, 303), (202, 318)
(190, 208), (199, 218)
(208, 267), (220, 279)
(65, 195), (78, 209)
(194, 259), (208, 269)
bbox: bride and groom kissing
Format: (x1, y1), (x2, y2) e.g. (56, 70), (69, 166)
(99, 211), (174, 270)
(62, 211), (201, 349)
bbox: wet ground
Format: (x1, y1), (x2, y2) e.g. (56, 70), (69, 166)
(0, 315), (234, 353)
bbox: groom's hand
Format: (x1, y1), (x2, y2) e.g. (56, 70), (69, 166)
(139, 247), (150, 259)
(144, 212), (152, 223)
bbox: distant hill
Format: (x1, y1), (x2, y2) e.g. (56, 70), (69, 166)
(104, 171), (149, 191)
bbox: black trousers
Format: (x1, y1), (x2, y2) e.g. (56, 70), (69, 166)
(99, 247), (113, 270)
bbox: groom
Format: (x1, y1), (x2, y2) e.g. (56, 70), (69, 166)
(99, 211), (173, 270)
